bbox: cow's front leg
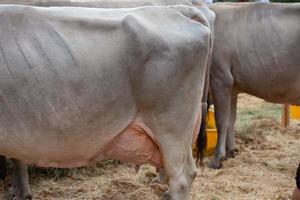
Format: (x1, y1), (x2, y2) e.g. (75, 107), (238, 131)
(11, 159), (32, 200)
(226, 93), (238, 158)
(208, 74), (234, 169)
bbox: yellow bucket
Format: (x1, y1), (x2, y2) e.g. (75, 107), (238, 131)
(192, 105), (218, 157)
(207, 106), (216, 129)
(290, 105), (300, 120)
(205, 128), (218, 156)
(192, 128), (218, 157)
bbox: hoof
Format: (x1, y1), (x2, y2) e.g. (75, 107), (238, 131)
(152, 176), (162, 184)
(13, 193), (32, 200)
(163, 191), (171, 200)
(25, 194), (32, 200)
(151, 169), (166, 184)
(226, 149), (239, 159)
(208, 159), (223, 169)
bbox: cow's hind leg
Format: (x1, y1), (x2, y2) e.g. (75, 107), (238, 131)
(208, 69), (234, 169)
(0, 155), (6, 181)
(145, 113), (197, 200)
(226, 93), (238, 158)
(11, 159), (31, 200)
(162, 144), (197, 200)
(147, 118), (197, 200)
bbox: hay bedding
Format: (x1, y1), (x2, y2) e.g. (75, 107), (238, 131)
(1, 94), (299, 200)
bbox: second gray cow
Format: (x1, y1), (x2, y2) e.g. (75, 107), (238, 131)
(208, 2), (300, 168)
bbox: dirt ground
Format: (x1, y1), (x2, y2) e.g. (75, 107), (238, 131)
(1, 94), (299, 200)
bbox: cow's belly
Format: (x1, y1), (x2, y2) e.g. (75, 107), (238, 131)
(238, 80), (300, 105)
(234, 62), (300, 104)
(0, 118), (162, 169)
(39, 120), (163, 168)
(259, 83), (300, 105)
(247, 88), (300, 105)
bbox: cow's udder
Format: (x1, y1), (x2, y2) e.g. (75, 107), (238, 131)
(103, 123), (163, 169)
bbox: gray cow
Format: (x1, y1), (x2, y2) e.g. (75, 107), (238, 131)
(208, 2), (300, 169)
(0, 4), (211, 200)
(0, 2), (214, 165)
(0, 1), (215, 199)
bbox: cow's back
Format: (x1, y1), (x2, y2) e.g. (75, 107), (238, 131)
(0, 0), (193, 7)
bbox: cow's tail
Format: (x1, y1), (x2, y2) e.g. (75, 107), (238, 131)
(296, 163), (300, 190)
(0, 156), (6, 181)
(196, 102), (208, 167)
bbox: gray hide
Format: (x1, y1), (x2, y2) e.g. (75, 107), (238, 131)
(208, 2), (300, 168)
(0, 4), (211, 200)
